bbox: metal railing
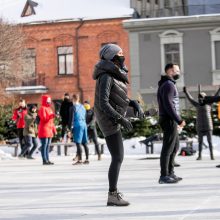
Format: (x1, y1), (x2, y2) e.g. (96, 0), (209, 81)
(22, 73), (46, 86)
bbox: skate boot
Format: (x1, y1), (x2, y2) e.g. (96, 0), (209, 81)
(98, 154), (102, 161)
(196, 152), (202, 160)
(107, 190), (130, 206)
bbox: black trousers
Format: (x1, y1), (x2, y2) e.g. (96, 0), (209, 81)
(88, 128), (101, 155)
(198, 130), (213, 156)
(105, 130), (124, 192)
(159, 117), (179, 177)
(76, 143), (89, 160)
(17, 128), (25, 150)
(61, 123), (69, 138)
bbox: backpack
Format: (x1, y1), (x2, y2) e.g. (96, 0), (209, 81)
(179, 147), (196, 156)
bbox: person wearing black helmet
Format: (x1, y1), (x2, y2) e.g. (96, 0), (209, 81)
(93, 43), (144, 206)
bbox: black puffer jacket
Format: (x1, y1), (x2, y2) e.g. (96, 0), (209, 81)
(185, 90), (213, 132)
(93, 60), (130, 137)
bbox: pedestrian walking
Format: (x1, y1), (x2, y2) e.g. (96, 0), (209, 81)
(84, 101), (101, 160)
(38, 95), (56, 165)
(69, 94), (89, 165)
(19, 105), (38, 159)
(157, 63), (185, 184)
(12, 99), (27, 152)
(93, 43), (144, 206)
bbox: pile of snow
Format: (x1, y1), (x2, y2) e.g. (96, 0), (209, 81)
(1, 135), (220, 158)
(0, 149), (16, 160)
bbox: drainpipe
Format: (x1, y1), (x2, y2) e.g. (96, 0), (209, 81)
(75, 18), (84, 101)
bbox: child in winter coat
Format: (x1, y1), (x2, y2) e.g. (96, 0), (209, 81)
(19, 105), (38, 159)
(12, 99), (27, 151)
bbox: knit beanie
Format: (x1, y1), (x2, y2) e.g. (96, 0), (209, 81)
(99, 43), (122, 60)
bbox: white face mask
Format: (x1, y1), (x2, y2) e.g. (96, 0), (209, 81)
(46, 97), (51, 104)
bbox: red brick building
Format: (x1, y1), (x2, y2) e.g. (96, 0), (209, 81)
(1, 0), (133, 109)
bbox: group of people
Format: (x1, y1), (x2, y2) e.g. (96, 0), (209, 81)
(59, 93), (101, 165)
(92, 43), (220, 206)
(11, 42), (220, 207)
(12, 95), (57, 165)
(12, 93), (101, 166)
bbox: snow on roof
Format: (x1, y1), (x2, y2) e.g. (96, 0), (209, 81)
(0, 0), (134, 24)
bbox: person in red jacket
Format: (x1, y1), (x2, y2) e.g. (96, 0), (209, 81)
(12, 99), (27, 152)
(38, 95), (56, 165)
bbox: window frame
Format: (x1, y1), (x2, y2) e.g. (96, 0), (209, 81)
(210, 28), (220, 71)
(159, 30), (184, 87)
(57, 46), (74, 75)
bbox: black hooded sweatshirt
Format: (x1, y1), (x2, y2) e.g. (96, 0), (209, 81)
(157, 75), (182, 125)
(60, 98), (73, 125)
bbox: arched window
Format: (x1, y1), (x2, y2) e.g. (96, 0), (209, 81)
(210, 28), (220, 71)
(159, 30), (184, 86)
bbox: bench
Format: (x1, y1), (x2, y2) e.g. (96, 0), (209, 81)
(0, 143), (19, 157)
(140, 139), (193, 154)
(50, 142), (105, 156)
(50, 142), (76, 156)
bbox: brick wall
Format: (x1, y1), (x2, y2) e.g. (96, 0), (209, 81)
(18, 17), (130, 107)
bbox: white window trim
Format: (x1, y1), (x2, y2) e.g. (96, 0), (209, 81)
(210, 27), (220, 71)
(159, 30), (184, 87)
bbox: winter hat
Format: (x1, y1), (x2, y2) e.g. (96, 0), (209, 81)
(99, 44), (122, 60)
(29, 104), (37, 112)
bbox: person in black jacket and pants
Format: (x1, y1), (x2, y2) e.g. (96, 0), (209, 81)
(84, 101), (101, 160)
(183, 86), (220, 160)
(157, 63), (186, 184)
(93, 43), (144, 206)
(59, 93), (73, 139)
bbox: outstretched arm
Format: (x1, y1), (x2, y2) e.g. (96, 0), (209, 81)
(183, 87), (199, 107)
(203, 87), (220, 104)
(214, 87), (220, 97)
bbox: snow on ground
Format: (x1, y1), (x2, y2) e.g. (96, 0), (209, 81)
(1, 135), (220, 160)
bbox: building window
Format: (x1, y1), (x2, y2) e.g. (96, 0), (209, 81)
(210, 28), (220, 85)
(164, 43), (180, 65)
(215, 41), (220, 70)
(57, 46), (73, 75)
(159, 30), (184, 86)
(210, 28), (220, 71)
(22, 48), (36, 86)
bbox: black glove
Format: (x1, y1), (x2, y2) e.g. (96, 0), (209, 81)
(118, 117), (133, 131)
(183, 86), (187, 93)
(129, 100), (144, 119)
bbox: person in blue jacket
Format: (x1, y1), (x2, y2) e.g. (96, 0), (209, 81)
(69, 94), (89, 165)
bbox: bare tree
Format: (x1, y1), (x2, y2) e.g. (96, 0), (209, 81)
(0, 18), (27, 88)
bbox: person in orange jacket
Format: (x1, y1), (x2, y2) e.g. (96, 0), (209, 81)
(12, 99), (27, 152)
(38, 95), (56, 165)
